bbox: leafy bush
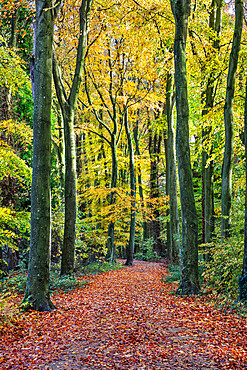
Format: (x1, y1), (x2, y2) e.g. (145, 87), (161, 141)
(50, 273), (87, 294)
(0, 292), (20, 331)
(199, 236), (243, 300)
(165, 264), (181, 283)
(78, 261), (124, 275)
(135, 238), (161, 261)
(0, 270), (87, 295)
(1, 272), (27, 293)
(0, 261), (124, 295)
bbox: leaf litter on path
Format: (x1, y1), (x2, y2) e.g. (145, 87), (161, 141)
(0, 260), (247, 369)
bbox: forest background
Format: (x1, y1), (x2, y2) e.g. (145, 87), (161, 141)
(1, 0), (247, 312)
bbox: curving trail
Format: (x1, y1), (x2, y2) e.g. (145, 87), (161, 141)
(1, 261), (247, 369)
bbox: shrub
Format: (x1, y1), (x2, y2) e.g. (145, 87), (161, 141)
(78, 261), (124, 275)
(165, 264), (181, 283)
(135, 238), (161, 261)
(199, 236), (243, 300)
(50, 273), (87, 294)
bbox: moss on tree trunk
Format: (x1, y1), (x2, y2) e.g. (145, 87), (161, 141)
(22, 0), (58, 312)
(171, 0), (200, 295)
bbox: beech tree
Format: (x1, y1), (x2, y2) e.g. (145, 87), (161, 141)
(124, 108), (136, 266)
(171, 0), (200, 295)
(23, 0), (60, 311)
(166, 72), (179, 265)
(221, 0), (243, 238)
(53, 0), (93, 275)
(201, 0), (223, 248)
(239, 78), (247, 301)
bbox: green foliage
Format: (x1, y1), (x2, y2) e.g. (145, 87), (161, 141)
(165, 264), (181, 283)
(135, 238), (161, 261)
(0, 261), (124, 297)
(0, 36), (30, 95)
(0, 269), (87, 295)
(49, 273), (87, 294)
(0, 208), (30, 252)
(75, 215), (108, 266)
(199, 237), (243, 300)
(0, 291), (20, 328)
(0, 145), (31, 186)
(14, 84), (34, 126)
(79, 261), (124, 275)
(1, 271), (27, 293)
(0, 120), (32, 212)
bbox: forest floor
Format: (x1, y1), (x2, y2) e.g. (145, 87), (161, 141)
(0, 260), (247, 369)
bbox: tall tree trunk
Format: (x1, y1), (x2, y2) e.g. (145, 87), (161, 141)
(9, 5), (19, 48)
(166, 72), (180, 265)
(61, 107), (77, 274)
(221, 0), (243, 239)
(203, 0), (222, 247)
(22, 0), (58, 311)
(164, 134), (171, 259)
(53, 105), (65, 198)
(124, 109), (136, 266)
(239, 78), (247, 301)
(148, 112), (163, 256)
(0, 246), (6, 278)
(106, 134), (118, 263)
(76, 131), (84, 178)
(133, 116), (148, 243)
(53, 0), (93, 275)
(171, 0), (200, 295)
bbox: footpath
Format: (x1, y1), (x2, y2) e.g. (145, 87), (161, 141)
(1, 261), (247, 369)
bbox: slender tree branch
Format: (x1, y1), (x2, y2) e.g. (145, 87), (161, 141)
(68, 0), (93, 108)
(86, 129), (111, 146)
(84, 69), (113, 136)
(52, 49), (68, 115)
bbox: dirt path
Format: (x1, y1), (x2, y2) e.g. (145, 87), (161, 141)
(1, 261), (247, 369)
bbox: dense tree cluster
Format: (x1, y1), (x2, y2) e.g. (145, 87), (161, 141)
(1, 0), (247, 310)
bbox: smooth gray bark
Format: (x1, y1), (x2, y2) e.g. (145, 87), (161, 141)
(221, 0), (243, 239)
(53, 0), (93, 275)
(124, 109), (136, 266)
(166, 73), (180, 265)
(171, 0), (200, 295)
(23, 0), (58, 311)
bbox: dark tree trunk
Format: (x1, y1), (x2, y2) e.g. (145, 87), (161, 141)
(124, 109), (136, 266)
(61, 107), (77, 275)
(22, 0), (58, 311)
(171, 0), (200, 295)
(9, 6), (19, 48)
(200, 0), (222, 255)
(239, 78), (247, 301)
(133, 116), (148, 243)
(106, 134), (118, 263)
(148, 113), (163, 256)
(76, 133), (83, 178)
(0, 246), (6, 278)
(53, 105), (65, 198)
(53, 0), (93, 275)
(221, 0), (243, 239)
(166, 72), (180, 265)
